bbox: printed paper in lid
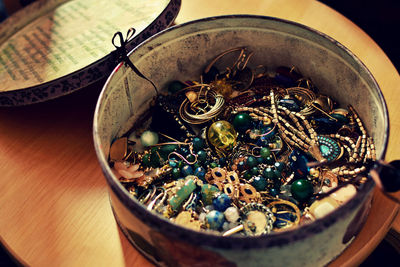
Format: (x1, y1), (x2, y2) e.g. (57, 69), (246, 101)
(0, 0), (181, 106)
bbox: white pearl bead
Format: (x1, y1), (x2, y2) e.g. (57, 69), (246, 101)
(140, 131), (159, 146)
(199, 212), (206, 223)
(309, 197), (339, 219)
(330, 184), (357, 204)
(224, 207), (240, 222)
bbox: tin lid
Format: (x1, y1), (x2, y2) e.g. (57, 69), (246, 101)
(0, 0), (180, 106)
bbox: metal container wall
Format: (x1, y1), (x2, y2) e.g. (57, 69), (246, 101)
(93, 16), (388, 267)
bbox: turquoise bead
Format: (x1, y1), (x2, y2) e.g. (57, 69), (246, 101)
(260, 147), (271, 159)
(169, 179), (196, 211)
(206, 210), (225, 230)
(192, 137), (205, 151)
(251, 176), (268, 191)
(233, 113), (253, 132)
(317, 136), (341, 161)
(291, 179), (314, 202)
(169, 159), (178, 168)
(246, 156), (258, 168)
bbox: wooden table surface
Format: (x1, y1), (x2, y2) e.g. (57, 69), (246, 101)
(1, 0), (399, 266)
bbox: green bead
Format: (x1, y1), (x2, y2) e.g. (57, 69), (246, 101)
(192, 137), (205, 151)
(263, 167), (275, 179)
(142, 153), (151, 167)
(150, 148), (161, 167)
(246, 156), (258, 168)
(260, 147), (271, 159)
(250, 166), (259, 176)
(273, 170), (282, 179)
(168, 80), (186, 94)
(264, 155), (274, 164)
(159, 144), (178, 159)
(219, 157), (227, 167)
(172, 168), (181, 179)
(274, 162), (285, 172)
(169, 179), (196, 211)
(291, 179), (314, 202)
(197, 150), (207, 163)
(193, 163), (201, 170)
(233, 113), (253, 132)
(251, 176), (267, 191)
(187, 154), (196, 163)
(243, 171), (252, 180)
(201, 184), (220, 205)
(210, 162), (218, 168)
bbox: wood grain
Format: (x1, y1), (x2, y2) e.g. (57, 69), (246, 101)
(1, 0), (399, 266)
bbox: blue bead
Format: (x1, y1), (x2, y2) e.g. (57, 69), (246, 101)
(212, 193), (232, 212)
(206, 210), (225, 230)
(278, 98), (300, 112)
(194, 167), (206, 180)
(181, 165), (193, 176)
(289, 150), (310, 178)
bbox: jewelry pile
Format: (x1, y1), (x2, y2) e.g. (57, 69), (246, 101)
(108, 47), (376, 236)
